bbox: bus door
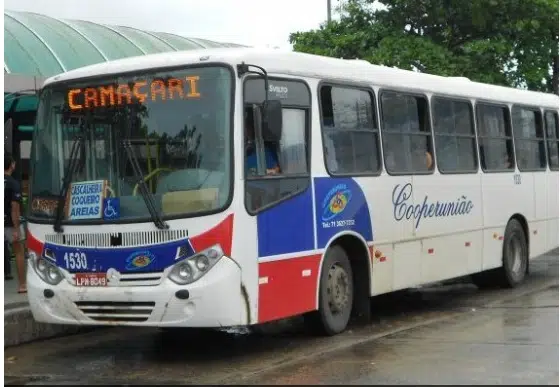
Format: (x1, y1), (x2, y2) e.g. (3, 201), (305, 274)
(243, 76), (316, 322)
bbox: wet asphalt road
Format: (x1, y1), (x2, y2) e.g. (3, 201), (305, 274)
(5, 249), (558, 385)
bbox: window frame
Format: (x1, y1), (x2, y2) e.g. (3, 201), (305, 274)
(378, 88), (435, 176)
(317, 80), (382, 177)
(475, 101), (515, 173)
(28, 62), (237, 226)
(242, 75), (313, 216)
(430, 95), (479, 175)
(544, 109), (559, 171)
(511, 104), (547, 172)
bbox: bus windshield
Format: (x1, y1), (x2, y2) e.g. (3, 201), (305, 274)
(29, 65), (233, 225)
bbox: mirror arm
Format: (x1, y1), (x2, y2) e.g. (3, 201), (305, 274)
(237, 62), (270, 122)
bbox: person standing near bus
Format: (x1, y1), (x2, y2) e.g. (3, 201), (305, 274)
(4, 153), (26, 293)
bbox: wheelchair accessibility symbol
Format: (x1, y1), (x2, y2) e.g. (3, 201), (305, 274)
(103, 198), (120, 220)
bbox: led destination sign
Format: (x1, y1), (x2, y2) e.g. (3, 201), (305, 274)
(67, 76), (201, 110)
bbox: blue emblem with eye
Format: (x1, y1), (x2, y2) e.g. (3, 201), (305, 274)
(125, 251), (156, 271)
(322, 184), (352, 222)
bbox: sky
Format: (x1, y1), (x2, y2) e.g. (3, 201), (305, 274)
(4, 0), (334, 49)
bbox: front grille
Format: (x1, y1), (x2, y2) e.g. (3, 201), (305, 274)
(45, 229), (189, 248)
(75, 301), (155, 322)
(116, 272), (164, 286)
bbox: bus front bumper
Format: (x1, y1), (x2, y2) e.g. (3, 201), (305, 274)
(27, 257), (250, 328)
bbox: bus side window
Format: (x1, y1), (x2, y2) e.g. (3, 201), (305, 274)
(432, 97), (478, 173)
(244, 104), (310, 213)
(544, 111), (559, 171)
(319, 85), (381, 175)
(512, 106), (547, 172)
(476, 103), (515, 172)
(380, 91), (434, 174)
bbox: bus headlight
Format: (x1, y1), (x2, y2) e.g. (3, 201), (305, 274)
(30, 251), (63, 285)
(168, 245), (224, 285)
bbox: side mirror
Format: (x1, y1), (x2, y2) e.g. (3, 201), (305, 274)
(261, 99), (282, 141)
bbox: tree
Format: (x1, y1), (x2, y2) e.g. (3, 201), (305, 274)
(289, 0), (559, 94)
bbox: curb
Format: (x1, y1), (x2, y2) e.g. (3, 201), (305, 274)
(4, 305), (94, 348)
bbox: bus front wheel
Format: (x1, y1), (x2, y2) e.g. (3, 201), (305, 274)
(305, 245), (354, 336)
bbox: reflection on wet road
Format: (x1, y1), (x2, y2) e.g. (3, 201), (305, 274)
(5, 250), (558, 385)
(232, 285), (559, 385)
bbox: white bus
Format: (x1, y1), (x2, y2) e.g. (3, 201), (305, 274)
(26, 48), (559, 336)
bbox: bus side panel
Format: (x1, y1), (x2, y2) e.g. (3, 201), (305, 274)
(256, 187), (318, 323)
(481, 171), (532, 270)
(370, 175), (414, 295)
(546, 171), (559, 252)
(413, 174), (483, 283)
(258, 253), (321, 323)
(532, 171), (549, 258)
(313, 177), (373, 249)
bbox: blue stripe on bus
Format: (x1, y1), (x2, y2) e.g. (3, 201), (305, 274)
(313, 177), (373, 248)
(45, 238), (196, 274)
(256, 187), (315, 257)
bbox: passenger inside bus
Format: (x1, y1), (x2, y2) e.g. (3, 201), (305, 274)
(504, 154), (513, 168)
(244, 108), (280, 176)
(425, 150), (434, 169)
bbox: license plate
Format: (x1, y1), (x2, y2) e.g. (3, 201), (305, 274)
(75, 272), (107, 287)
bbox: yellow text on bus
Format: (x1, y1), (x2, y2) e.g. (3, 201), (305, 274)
(67, 76), (201, 110)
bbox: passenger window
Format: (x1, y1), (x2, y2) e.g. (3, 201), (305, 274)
(476, 103), (514, 172)
(244, 104), (310, 214)
(319, 85), (381, 175)
(245, 106), (308, 177)
(380, 91), (434, 174)
(511, 106), (546, 171)
(432, 98), (478, 173)
(545, 111), (559, 171)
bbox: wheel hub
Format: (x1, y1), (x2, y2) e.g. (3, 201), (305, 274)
(508, 236), (523, 276)
(326, 263), (349, 314)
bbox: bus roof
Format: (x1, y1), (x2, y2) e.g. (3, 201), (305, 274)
(43, 47), (559, 109)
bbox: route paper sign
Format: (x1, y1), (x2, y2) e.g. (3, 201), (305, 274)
(68, 180), (105, 220)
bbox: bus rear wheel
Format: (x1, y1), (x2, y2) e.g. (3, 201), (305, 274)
(500, 219), (529, 287)
(305, 245), (353, 336)
(472, 219), (528, 289)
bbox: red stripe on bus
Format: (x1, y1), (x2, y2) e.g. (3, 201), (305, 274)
(189, 214), (234, 256)
(26, 230), (44, 254)
(258, 254), (321, 324)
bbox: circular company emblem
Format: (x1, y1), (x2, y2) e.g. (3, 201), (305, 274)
(125, 251), (156, 271)
(322, 185), (352, 222)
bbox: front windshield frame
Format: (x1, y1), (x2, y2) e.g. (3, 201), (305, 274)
(28, 62), (236, 226)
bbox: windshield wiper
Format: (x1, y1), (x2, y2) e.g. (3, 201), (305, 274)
(122, 140), (169, 230)
(53, 135), (83, 233)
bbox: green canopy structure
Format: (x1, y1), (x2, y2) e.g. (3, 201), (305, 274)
(4, 9), (246, 183)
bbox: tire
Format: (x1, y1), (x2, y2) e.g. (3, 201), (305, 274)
(499, 219), (529, 288)
(304, 245), (353, 336)
(471, 219), (528, 289)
